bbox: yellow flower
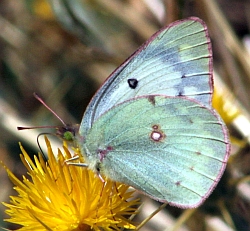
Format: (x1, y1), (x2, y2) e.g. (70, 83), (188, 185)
(2, 137), (139, 230)
(32, 0), (54, 19)
(213, 87), (240, 125)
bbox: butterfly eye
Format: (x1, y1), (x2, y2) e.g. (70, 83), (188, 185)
(63, 131), (75, 141)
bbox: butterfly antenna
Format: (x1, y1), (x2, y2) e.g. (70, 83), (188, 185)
(17, 92), (69, 132)
(33, 92), (67, 126)
(17, 125), (60, 130)
(18, 93), (79, 142)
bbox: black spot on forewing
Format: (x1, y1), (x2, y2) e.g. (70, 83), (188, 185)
(127, 78), (138, 89)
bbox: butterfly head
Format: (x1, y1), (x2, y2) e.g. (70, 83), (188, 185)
(56, 124), (80, 142)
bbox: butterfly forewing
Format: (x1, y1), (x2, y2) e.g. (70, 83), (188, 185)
(82, 96), (230, 208)
(81, 17), (213, 134)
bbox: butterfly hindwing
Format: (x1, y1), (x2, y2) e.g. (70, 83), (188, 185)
(82, 96), (230, 208)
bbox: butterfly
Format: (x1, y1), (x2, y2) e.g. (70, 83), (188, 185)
(63, 17), (230, 208)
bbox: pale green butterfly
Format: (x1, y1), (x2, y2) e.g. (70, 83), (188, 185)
(60, 17), (230, 208)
